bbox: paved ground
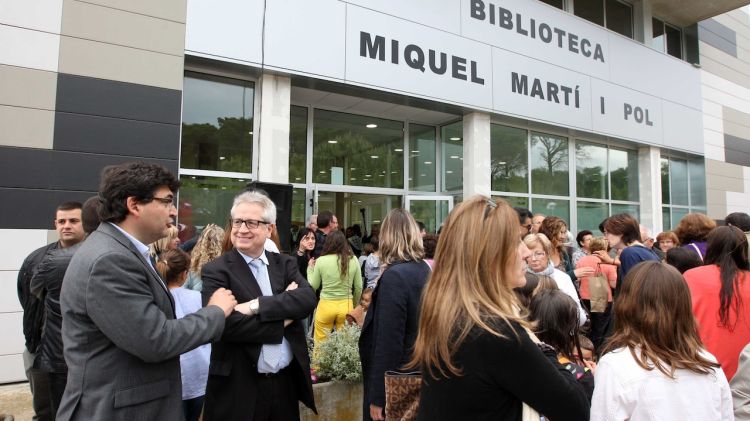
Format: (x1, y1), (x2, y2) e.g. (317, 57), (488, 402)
(0, 382), (33, 421)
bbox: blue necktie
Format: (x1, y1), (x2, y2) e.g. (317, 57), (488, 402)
(249, 259), (281, 368)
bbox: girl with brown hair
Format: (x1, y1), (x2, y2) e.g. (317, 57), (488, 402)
(358, 208), (430, 421)
(684, 225), (750, 380)
(184, 224), (225, 291)
(591, 261), (732, 420)
(409, 197), (588, 421)
(538, 216), (594, 285)
(307, 230), (362, 348)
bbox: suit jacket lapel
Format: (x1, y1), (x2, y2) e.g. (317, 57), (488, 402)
(227, 249), (264, 299)
(266, 253), (285, 294)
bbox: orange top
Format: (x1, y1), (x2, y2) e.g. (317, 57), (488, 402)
(576, 255), (617, 301)
(684, 264), (750, 380)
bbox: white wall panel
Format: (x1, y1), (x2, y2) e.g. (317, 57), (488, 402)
(0, 230), (48, 271)
(0, 0), (63, 33)
(263, 0), (345, 79)
(0, 354), (25, 383)
(590, 78), (662, 145)
(0, 312), (24, 355)
(662, 101), (704, 153)
(0, 271), (21, 313)
(704, 144), (725, 161)
(0, 24), (59, 72)
(348, 0), (461, 35)
(185, 0), (264, 64)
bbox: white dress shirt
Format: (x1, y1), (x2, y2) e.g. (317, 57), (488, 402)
(590, 346), (733, 421)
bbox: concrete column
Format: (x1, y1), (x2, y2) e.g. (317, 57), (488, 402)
(257, 73), (291, 183)
(462, 112), (492, 197)
(638, 145), (663, 234)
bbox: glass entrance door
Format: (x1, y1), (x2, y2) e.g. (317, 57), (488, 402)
(405, 196), (454, 234)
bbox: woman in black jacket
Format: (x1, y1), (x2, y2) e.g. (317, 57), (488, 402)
(409, 197), (589, 421)
(359, 208), (430, 421)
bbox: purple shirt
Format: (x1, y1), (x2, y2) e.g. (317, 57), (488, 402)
(682, 241), (707, 260)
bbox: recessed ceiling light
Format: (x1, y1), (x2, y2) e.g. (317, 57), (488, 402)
(391, 171), (398, 174)
(328, 140), (338, 144)
(219, 156), (226, 160)
(351, 167), (357, 170)
(221, 187), (227, 190)
(249, 131), (253, 135)
(319, 170), (326, 174)
(424, 161), (432, 165)
(499, 161), (506, 165)
(450, 137), (461, 141)
(351, 177), (357, 181)
(371, 155), (379, 159)
(191, 176), (196, 179)
(450, 155), (459, 159)
(379, 174), (384, 177)
(446, 170), (453, 174)
(238, 179), (244, 182)
(394, 148), (403, 152)
(412, 150), (420, 153)
(420, 174), (426, 177)
(295, 177), (301, 181)
(366, 124), (378, 128)
(365, 174), (372, 177)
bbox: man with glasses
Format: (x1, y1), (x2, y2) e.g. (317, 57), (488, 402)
(514, 207), (534, 239)
(57, 162), (237, 421)
(200, 191), (317, 421)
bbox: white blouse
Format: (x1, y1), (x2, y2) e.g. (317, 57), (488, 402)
(590, 347), (733, 421)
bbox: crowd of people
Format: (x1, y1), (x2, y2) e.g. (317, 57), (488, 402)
(15, 160), (750, 421)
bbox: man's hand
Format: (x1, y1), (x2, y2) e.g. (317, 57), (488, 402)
(207, 288), (238, 317)
(285, 282), (298, 291)
(284, 319), (293, 327)
(370, 404), (384, 420)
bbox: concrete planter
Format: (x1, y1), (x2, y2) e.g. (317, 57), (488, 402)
(300, 380), (363, 420)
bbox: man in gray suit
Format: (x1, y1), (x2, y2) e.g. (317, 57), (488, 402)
(57, 162), (237, 421)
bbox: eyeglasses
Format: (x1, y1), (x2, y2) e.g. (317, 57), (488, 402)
(528, 251), (547, 260)
(231, 218), (269, 230)
(151, 196), (176, 207)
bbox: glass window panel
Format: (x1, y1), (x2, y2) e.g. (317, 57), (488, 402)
(290, 187), (307, 248)
(181, 74), (254, 172)
(652, 18), (665, 52)
(317, 192), (402, 233)
(531, 198), (570, 223)
(578, 201), (608, 235)
(493, 196), (529, 208)
(669, 158), (689, 206)
(491, 125), (528, 193)
(665, 24), (683, 59)
(409, 200), (450, 235)
(441, 122), (463, 192)
(661, 158), (670, 204)
(576, 142), (608, 199)
(574, 0), (604, 26)
(289, 106), (308, 184)
(662, 207), (671, 230)
(671, 207), (688, 228)
(410, 124), (437, 192)
(531, 133), (569, 196)
(606, 0), (633, 38)
(177, 175), (248, 241)
(689, 158), (706, 207)
(610, 148), (639, 201)
(539, 0), (564, 9)
(313, 110), (404, 188)
(611, 204), (640, 221)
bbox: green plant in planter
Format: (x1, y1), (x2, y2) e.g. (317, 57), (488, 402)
(313, 324), (362, 382)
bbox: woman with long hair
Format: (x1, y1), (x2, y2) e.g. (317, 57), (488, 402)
(295, 227), (316, 279)
(591, 261), (732, 420)
(184, 224), (225, 291)
(359, 208), (430, 421)
(149, 225), (180, 259)
(308, 230), (362, 347)
(539, 216), (594, 285)
(684, 226), (750, 380)
(410, 197), (588, 421)
(156, 249), (211, 421)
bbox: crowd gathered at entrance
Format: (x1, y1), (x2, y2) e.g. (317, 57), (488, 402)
(16, 161), (750, 420)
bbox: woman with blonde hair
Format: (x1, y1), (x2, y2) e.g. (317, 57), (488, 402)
(184, 224), (225, 292)
(149, 225), (180, 259)
(591, 261), (732, 420)
(358, 208), (430, 421)
(410, 197), (588, 421)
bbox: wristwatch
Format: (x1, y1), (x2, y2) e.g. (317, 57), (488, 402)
(249, 299), (259, 315)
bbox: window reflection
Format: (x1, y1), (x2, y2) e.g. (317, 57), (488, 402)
(532, 198), (570, 223)
(491, 124), (528, 193)
(410, 124), (437, 192)
(531, 133), (569, 196)
(289, 106), (308, 184)
(576, 142), (608, 199)
(441, 122), (463, 192)
(609, 148), (639, 202)
(177, 175), (248, 242)
(312, 110), (404, 188)
(605, 0), (632, 38)
(578, 201), (608, 234)
(181, 74), (254, 173)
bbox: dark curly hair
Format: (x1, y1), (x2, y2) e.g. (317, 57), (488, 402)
(98, 162), (180, 223)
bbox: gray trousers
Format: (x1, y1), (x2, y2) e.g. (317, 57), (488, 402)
(23, 348), (52, 421)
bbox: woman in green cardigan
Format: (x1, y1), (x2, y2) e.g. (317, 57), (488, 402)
(308, 230), (363, 347)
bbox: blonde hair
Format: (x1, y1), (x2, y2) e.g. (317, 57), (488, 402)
(190, 224), (225, 274)
(408, 196), (526, 378)
(523, 233), (552, 256)
(378, 208), (424, 266)
(149, 225), (178, 258)
(589, 236), (608, 253)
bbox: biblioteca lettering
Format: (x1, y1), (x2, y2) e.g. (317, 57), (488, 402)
(470, 0), (606, 63)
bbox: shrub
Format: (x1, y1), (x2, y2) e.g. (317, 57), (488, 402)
(313, 324), (362, 382)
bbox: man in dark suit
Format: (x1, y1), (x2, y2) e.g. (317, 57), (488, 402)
(201, 190), (317, 421)
(58, 162), (237, 421)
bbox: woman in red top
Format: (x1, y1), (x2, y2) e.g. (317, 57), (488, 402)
(576, 236), (617, 351)
(684, 226), (750, 380)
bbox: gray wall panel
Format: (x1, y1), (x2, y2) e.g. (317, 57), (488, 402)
(0, 188), (95, 229)
(725, 134), (750, 167)
(56, 73), (182, 124)
(0, 147), (53, 189)
(699, 19), (738, 57)
(54, 112), (180, 159)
